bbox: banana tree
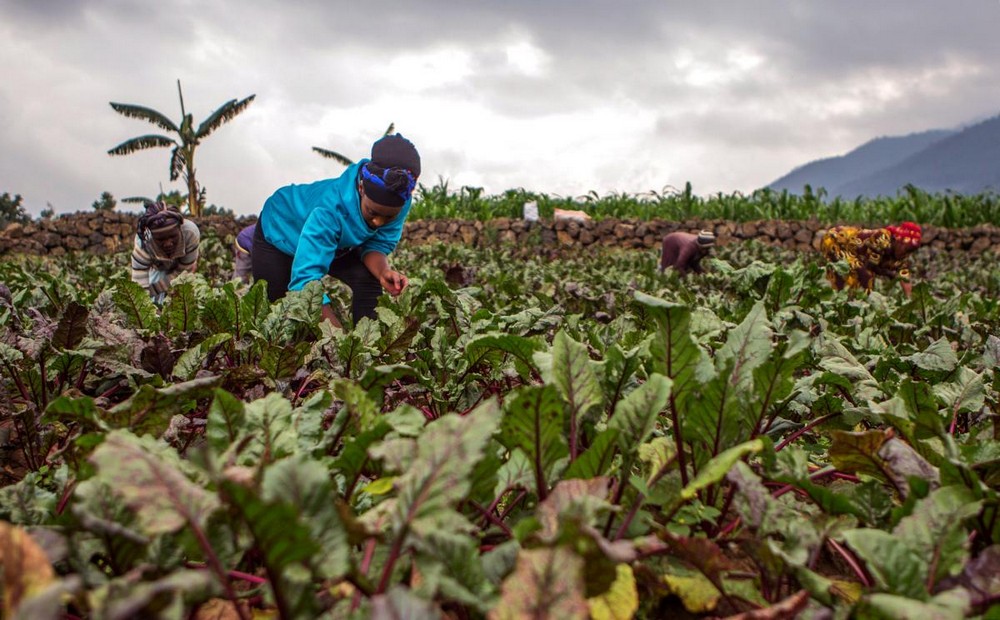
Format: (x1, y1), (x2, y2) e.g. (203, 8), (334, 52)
(312, 122), (395, 168)
(108, 80), (255, 216)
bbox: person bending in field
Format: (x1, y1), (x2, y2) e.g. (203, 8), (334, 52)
(232, 223), (256, 283)
(251, 134), (420, 328)
(660, 230), (716, 275)
(820, 221), (922, 296)
(131, 201), (200, 304)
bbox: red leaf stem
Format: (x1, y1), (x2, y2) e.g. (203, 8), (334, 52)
(827, 538), (872, 588)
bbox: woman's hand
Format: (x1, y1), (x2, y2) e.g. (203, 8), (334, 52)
(379, 269), (409, 296)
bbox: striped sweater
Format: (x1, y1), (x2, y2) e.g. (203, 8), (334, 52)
(130, 219), (201, 290)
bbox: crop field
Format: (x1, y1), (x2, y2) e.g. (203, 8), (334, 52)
(1, 232), (999, 618)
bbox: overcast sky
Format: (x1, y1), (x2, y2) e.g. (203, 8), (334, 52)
(2, 0), (999, 217)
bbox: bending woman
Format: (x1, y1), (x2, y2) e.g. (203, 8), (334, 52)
(251, 134), (420, 327)
(820, 221), (921, 296)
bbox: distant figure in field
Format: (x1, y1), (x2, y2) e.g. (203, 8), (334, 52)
(660, 230), (716, 275)
(131, 201), (200, 304)
(820, 221), (922, 296)
(233, 223), (256, 283)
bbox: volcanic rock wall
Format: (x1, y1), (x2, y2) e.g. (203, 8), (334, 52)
(2, 212), (999, 256)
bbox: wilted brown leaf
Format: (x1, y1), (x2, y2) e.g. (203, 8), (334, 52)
(0, 521), (55, 618)
(490, 547), (589, 620)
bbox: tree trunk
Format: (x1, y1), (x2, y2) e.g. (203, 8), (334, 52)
(185, 154), (200, 217)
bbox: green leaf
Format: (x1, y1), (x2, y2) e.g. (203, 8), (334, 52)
(161, 281), (201, 335)
(984, 335), (1000, 369)
(894, 486), (981, 589)
(201, 284), (239, 337)
(681, 439), (764, 501)
(43, 395), (106, 430)
(491, 547), (589, 620)
(904, 337), (959, 373)
(205, 388), (246, 452)
(101, 569), (217, 620)
(817, 338), (882, 402)
(109, 375), (221, 437)
(113, 279), (158, 331)
(934, 367), (985, 420)
(284, 282), (325, 325)
(877, 379), (946, 442)
(536, 477), (613, 542)
(370, 585), (444, 619)
(537, 330), (603, 458)
(465, 333), (544, 379)
(633, 292), (709, 399)
(0, 472), (57, 525)
(0, 342), (23, 365)
(494, 448), (534, 497)
(830, 430), (938, 498)
(235, 392), (299, 466)
(358, 363), (417, 403)
(843, 486), (981, 600)
(716, 301), (773, 393)
(262, 455), (349, 580)
(410, 533), (495, 612)
(89, 431), (219, 535)
(195, 94), (255, 138)
(587, 563), (638, 620)
(769, 449), (869, 521)
(107, 133), (177, 156)
(599, 343), (646, 417)
(239, 279), (271, 333)
(662, 573), (721, 614)
(109, 102), (179, 132)
(564, 428), (619, 479)
(498, 385), (569, 498)
(259, 341), (311, 381)
(858, 590), (970, 620)
(375, 400), (501, 548)
(172, 333), (232, 381)
(607, 374), (671, 452)
(222, 480), (320, 619)
(637, 436), (677, 486)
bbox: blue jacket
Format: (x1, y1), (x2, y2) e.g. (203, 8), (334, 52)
(258, 160), (411, 292)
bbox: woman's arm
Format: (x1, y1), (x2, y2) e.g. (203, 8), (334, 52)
(362, 251), (409, 295)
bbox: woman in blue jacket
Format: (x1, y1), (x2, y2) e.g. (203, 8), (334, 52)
(251, 134), (420, 327)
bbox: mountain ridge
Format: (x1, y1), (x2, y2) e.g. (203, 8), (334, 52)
(767, 114), (1000, 197)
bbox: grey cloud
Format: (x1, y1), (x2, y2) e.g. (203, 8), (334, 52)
(3, 0), (1000, 214)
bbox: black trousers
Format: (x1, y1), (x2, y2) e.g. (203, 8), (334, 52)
(251, 223), (383, 322)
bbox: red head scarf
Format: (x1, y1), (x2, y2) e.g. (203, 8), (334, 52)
(886, 221), (922, 247)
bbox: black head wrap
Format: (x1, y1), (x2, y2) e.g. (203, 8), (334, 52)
(361, 134), (421, 207)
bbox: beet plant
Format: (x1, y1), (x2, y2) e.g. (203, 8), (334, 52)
(0, 239), (998, 618)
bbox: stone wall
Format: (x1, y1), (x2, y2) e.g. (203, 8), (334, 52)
(401, 217), (1000, 255)
(0, 212), (255, 256)
(2, 212), (1000, 257)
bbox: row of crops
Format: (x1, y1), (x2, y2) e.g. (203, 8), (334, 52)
(408, 181), (1000, 228)
(1, 232), (999, 618)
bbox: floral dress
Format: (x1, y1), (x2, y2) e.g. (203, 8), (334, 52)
(820, 226), (911, 291)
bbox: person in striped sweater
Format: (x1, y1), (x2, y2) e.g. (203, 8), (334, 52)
(130, 201), (200, 303)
